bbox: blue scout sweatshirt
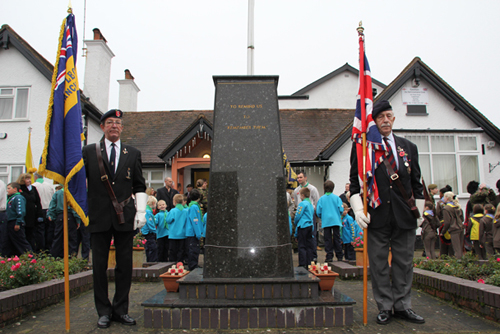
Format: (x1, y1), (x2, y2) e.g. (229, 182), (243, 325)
(47, 188), (82, 226)
(316, 192), (343, 228)
(341, 214), (356, 244)
(294, 198), (314, 237)
(202, 212), (207, 238)
(186, 201), (202, 239)
(7, 193), (26, 225)
(141, 206), (156, 236)
(166, 204), (187, 239)
(155, 210), (169, 239)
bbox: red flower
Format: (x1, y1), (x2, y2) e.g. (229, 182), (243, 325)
(31, 259), (37, 264)
(399, 151), (405, 157)
(497, 258), (500, 262)
(0, 261), (5, 264)
(478, 279), (485, 284)
(9, 275), (14, 279)
(28, 254), (33, 258)
(13, 256), (19, 262)
(176, 262), (183, 268)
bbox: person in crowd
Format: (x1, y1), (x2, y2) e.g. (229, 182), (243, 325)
(463, 181), (480, 254)
(341, 203), (356, 261)
(479, 204), (496, 257)
(470, 183), (496, 207)
(349, 100), (425, 325)
(185, 184), (193, 205)
(167, 194), (187, 263)
(294, 187), (315, 268)
(0, 180), (6, 256)
(316, 180), (344, 262)
(421, 201), (439, 260)
(492, 179), (500, 208)
(32, 172), (55, 252)
(82, 109), (147, 328)
(155, 200), (169, 262)
(339, 183), (350, 205)
(468, 204), (485, 259)
(196, 179), (208, 216)
(16, 173), (43, 251)
(436, 185), (453, 257)
(493, 203), (500, 254)
(156, 177), (179, 211)
(440, 191), (464, 258)
(186, 189), (203, 270)
(47, 184), (81, 258)
(293, 171), (320, 258)
(4, 182), (32, 256)
(427, 184), (438, 204)
(142, 196), (158, 262)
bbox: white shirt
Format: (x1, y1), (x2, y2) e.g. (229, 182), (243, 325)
(0, 180), (6, 211)
(32, 179), (55, 210)
(293, 182), (320, 210)
(105, 138), (121, 173)
(384, 132), (399, 169)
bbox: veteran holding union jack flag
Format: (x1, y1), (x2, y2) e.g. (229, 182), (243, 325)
(349, 23), (425, 326)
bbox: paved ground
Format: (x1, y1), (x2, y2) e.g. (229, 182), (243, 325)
(1, 250), (500, 334)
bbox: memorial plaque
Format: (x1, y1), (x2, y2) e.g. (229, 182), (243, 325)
(204, 76), (294, 278)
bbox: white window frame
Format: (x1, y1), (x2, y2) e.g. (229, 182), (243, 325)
(0, 164), (26, 183)
(402, 133), (483, 196)
(0, 86), (30, 121)
(142, 169), (165, 190)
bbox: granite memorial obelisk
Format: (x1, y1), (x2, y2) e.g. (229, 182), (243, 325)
(204, 76), (294, 279)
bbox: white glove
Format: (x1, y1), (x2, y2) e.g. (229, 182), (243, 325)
(417, 217), (424, 227)
(134, 192), (148, 230)
(350, 193), (370, 229)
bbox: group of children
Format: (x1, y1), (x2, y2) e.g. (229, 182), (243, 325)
(4, 182), (81, 258)
(140, 189), (207, 270)
(292, 181), (363, 268)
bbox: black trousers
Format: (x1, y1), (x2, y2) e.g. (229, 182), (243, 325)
(45, 219), (56, 253)
(0, 212), (6, 256)
(344, 243), (355, 261)
(187, 236), (200, 270)
(4, 220), (33, 256)
(157, 236), (169, 262)
(169, 239), (185, 263)
(297, 226), (314, 267)
(144, 233), (158, 262)
(50, 213), (78, 258)
(76, 222), (91, 260)
(34, 209), (47, 252)
(91, 228), (134, 317)
(323, 226), (343, 261)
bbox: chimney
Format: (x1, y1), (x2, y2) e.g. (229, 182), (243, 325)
(118, 69), (140, 112)
(83, 28), (115, 112)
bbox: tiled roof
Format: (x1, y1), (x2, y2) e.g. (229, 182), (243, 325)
(121, 109), (354, 164)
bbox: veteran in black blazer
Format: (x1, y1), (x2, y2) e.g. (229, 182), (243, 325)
(82, 109), (147, 329)
(349, 100), (425, 325)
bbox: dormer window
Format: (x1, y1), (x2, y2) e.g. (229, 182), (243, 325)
(0, 87), (29, 120)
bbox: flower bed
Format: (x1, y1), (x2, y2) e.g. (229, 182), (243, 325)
(0, 253), (89, 292)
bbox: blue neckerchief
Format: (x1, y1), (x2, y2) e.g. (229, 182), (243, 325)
(424, 210), (434, 216)
(486, 213), (495, 219)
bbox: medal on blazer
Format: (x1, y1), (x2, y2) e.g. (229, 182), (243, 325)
(123, 148), (128, 155)
(126, 167), (131, 179)
(397, 146), (411, 174)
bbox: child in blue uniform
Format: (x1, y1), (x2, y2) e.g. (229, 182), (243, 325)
(294, 187), (314, 267)
(341, 203), (356, 261)
(155, 200), (169, 262)
(47, 185), (81, 258)
(141, 196), (158, 262)
(186, 189), (203, 270)
(167, 194), (187, 263)
(5, 182), (32, 256)
(316, 180), (344, 262)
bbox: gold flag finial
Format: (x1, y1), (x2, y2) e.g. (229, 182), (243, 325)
(67, 0), (73, 14)
(357, 21), (364, 35)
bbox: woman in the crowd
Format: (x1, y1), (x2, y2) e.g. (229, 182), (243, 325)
(16, 173), (43, 251)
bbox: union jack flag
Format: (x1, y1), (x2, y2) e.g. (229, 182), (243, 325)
(351, 34), (385, 209)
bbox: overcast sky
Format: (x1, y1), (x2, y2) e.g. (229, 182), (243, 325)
(4, 1), (500, 126)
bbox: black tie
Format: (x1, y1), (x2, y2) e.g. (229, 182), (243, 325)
(383, 137), (397, 174)
(110, 143), (116, 179)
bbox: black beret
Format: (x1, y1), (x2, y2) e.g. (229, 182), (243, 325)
(100, 109), (123, 123)
(372, 100), (392, 118)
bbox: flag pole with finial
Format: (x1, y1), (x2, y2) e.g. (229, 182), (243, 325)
(357, 21), (369, 326)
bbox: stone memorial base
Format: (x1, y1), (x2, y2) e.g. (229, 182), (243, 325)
(142, 267), (355, 329)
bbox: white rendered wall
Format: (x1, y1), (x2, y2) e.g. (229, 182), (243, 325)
(83, 40), (114, 112)
(86, 120), (103, 145)
(117, 79), (140, 112)
(279, 70), (385, 110)
(0, 47), (52, 168)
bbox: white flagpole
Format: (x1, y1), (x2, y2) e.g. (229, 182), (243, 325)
(247, 0), (255, 75)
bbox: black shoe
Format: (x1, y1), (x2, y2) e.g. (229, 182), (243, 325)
(111, 314), (136, 326)
(97, 315), (111, 328)
(376, 310), (392, 325)
(393, 309), (425, 324)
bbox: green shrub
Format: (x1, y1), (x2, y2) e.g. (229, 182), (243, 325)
(413, 252), (500, 287)
(0, 252), (89, 291)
